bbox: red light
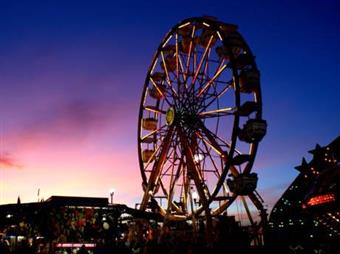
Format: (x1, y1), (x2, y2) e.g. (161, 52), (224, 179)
(305, 194), (336, 207)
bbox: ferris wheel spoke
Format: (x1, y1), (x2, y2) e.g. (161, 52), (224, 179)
(140, 125), (175, 210)
(196, 124), (239, 177)
(160, 52), (178, 97)
(142, 145), (161, 172)
(149, 77), (174, 107)
(197, 60), (227, 97)
(183, 25), (196, 82)
(144, 106), (166, 114)
(157, 178), (182, 214)
(197, 126), (233, 152)
(175, 54), (187, 98)
(203, 48), (211, 77)
(248, 191), (265, 214)
(211, 193), (237, 216)
(196, 134), (221, 162)
(240, 196), (255, 226)
(160, 151), (176, 176)
(197, 140), (222, 180)
(178, 55), (186, 86)
(192, 35), (214, 85)
(175, 35), (187, 87)
(178, 128), (211, 207)
(169, 157), (183, 196)
(140, 124), (167, 142)
(175, 33), (180, 80)
(198, 81), (233, 112)
(189, 50), (211, 96)
(198, 107), (235, 118)
(195, 130), (225, 158)
(197, 48), (212, 94)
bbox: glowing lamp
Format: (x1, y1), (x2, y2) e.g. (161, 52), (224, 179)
(103, 222), (110, 230)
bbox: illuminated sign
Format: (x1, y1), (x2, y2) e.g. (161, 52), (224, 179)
(55, 243), (96, 248)
(305, 194), (336, 207)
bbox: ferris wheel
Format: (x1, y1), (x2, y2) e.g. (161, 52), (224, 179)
(137, 17), (267, 227)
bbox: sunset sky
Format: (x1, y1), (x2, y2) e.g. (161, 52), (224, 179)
(0, 0), (339, 213)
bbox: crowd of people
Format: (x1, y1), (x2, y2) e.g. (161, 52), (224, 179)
(1, 217), (263, 254)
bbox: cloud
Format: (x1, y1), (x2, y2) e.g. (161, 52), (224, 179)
(0, 153), (21, 169)
(32, 99), (116, 133)
(9, 98), (136, 148)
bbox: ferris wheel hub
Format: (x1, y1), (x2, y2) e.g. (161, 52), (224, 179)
(181, 111), (200, 130)
(166, 107), (176, 125)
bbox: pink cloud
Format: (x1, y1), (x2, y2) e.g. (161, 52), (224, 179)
(0, 152), (21, 169)
(15, 99), (128, 140)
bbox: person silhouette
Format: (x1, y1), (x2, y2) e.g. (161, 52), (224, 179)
(77, 244), (89, 254)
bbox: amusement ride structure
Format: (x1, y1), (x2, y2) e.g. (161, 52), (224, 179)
(138, 17), (267, 230)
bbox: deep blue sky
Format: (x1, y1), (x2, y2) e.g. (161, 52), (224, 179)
(0, 0), (339, 210)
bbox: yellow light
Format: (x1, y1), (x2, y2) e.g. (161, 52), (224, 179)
(191, 25), (196, 38)
(193, 154), (204, 163)
(217, 84), (231, 98)
(202, 22), (210, 27)
(199, 107), (234, 116)
(150, 58), (158, 74)
(178, 22), (191, 29)
(216, 31), (223, 41)
(144, 106), (165, 114)
(162, 35), (173, 47)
